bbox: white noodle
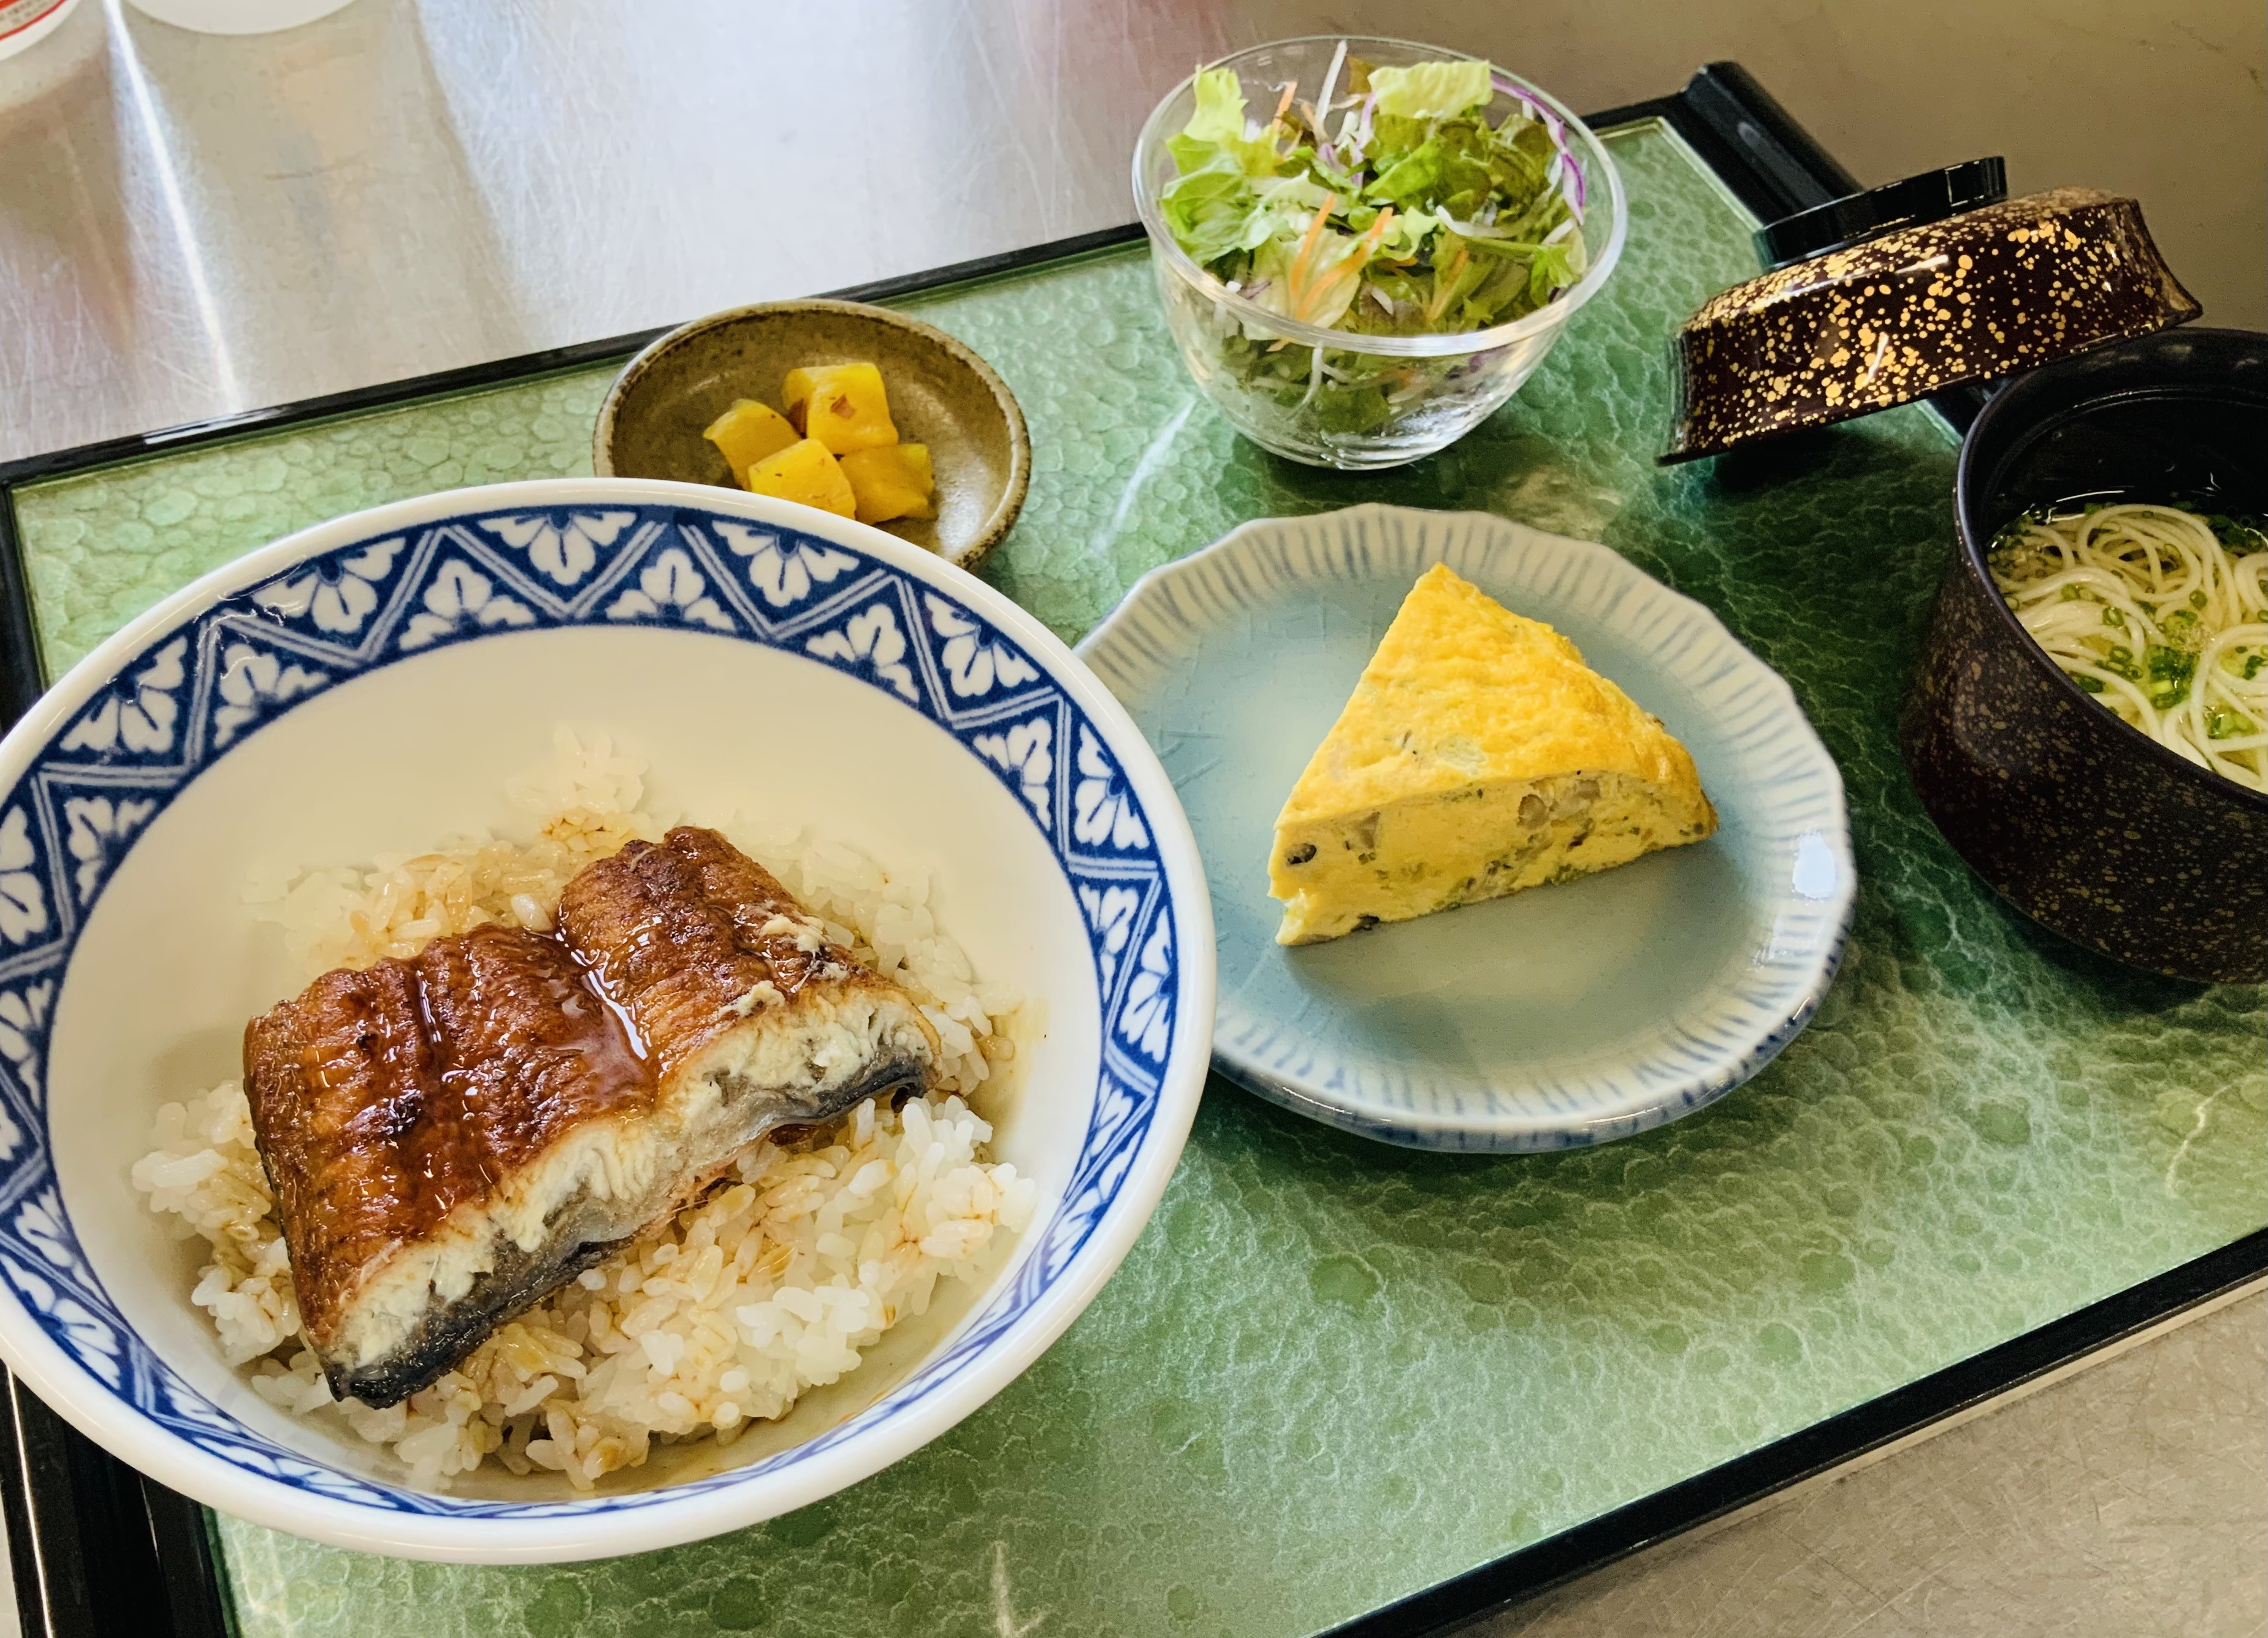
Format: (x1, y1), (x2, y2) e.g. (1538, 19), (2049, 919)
(1990, 503), (2267, 791)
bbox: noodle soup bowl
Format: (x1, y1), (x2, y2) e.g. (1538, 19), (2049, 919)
(1901, 327), (2268, 982)
(0, 478), (1215, 1560)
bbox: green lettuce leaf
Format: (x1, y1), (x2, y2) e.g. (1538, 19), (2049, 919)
(1339, 267), (1429, 334)
(1375, 206), (1440, 260)
(1366, 59), (1494, 120)
(1365, 136), (1448, 205)
(1184, 67), (1249, 144)
(1364, 117), (1537, 221)
(1366, 112), (1432, 168)
(1483, 116), (1556, 211)
(1160, 67), (1294, 265)
(1441, 220), (1586, 326)
(1426, 235), (1495, 324)
(1522, 229), (1586, 310)
(1258, 170), (1334, 216)
(1159, 154), (1273, 265)
(1172, 67), (1277, 178)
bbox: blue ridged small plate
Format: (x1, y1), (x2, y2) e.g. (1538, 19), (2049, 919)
(1077, 504), (1853, 1152)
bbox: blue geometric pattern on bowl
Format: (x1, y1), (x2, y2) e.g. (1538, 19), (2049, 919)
(1077, 503), (1854, 1152)
(0, 501), (1178, 1515)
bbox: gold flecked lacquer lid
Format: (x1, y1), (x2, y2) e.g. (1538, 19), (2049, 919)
(1660, 188), (2202, 463)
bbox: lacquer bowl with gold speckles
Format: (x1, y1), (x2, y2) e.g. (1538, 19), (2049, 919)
(1662, 189), (2202, 464)
(1901, 328), (2268, 984)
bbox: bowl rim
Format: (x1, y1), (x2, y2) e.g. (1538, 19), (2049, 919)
(1128, 34), (1629, 359)
(1077, 501), (1857, 1151)
(0, 476), (1214, 1561)
(590, 299), (1034, 571)
(1952, 325), (2268, 815)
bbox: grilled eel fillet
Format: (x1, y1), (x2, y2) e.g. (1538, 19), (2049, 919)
(243, 828), (939, 1408)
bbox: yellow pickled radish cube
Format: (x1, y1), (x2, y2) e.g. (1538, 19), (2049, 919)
(741, 438), (856, 517)
(701, 398), (799, 486)
(839, 444), (936, 525)
(782, 363), (899, 454)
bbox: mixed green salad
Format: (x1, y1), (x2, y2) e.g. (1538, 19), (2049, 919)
(1159, 53), (1587, 340)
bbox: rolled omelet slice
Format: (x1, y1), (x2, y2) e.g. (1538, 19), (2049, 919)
(1269, 564), (1717, 945)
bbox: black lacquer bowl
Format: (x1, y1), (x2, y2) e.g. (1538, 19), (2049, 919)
(1902, 328), (2268, 983)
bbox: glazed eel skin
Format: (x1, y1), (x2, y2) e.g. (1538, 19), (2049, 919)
(243, 828), (938, 1408)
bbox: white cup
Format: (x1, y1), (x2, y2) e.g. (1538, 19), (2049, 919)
(123, 0), (354, 33)
(0, 0), (81, 61)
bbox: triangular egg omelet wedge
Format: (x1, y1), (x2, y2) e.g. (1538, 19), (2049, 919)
(1269, 564), (1718, 945)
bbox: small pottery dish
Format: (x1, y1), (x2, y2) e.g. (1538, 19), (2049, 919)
(1077, 505), (1854, 1151)
(1902, 327), (2268, 983)
(1662, 187), (2201, 463)
(595, 300), (1031, 571)
(0, 478), (1212, 1560)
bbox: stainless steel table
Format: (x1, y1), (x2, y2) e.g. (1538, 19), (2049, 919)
(6, 0), (2259, 468)
(0, 0), (1250, 463)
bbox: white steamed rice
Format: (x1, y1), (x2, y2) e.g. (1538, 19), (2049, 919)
(132, 729), (1034, 1489)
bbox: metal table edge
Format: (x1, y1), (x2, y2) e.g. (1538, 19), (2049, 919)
(0, 61), (2195, 1638)
(1329, 1230), (2268, 1636)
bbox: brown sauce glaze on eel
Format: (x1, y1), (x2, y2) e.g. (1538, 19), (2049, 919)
(243, 828), (939, 1408)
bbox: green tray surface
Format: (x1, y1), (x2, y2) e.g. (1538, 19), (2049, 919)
(13, 120), (2263, 1638)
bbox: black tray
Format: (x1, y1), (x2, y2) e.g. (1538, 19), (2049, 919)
(2, 63), (2248, 1638)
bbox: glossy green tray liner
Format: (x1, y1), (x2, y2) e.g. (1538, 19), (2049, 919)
(12, 121), (2263, 1638)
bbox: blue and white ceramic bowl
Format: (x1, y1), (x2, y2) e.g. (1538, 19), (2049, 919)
(1078, 504), (1850, 1151)
(0, 479), (1214, 1561)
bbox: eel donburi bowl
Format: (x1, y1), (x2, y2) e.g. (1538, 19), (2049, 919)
(0, 479), (1214, 1561)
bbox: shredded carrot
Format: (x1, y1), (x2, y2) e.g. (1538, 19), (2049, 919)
(1319, 207), (1396, 313)
(1285, 194), (1340, 303)
(1280, 199), (1396, 325)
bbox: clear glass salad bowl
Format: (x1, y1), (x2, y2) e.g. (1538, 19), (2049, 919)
(1132, 36), (1628, 471)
